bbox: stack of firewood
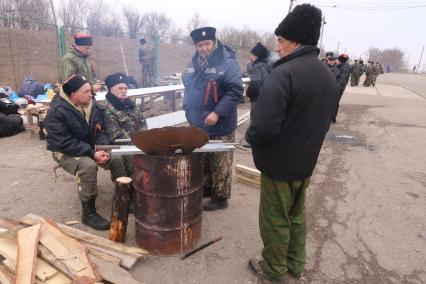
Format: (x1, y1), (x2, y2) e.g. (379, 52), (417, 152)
(0, 214), (147, 284)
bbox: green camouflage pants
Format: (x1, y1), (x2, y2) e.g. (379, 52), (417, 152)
(259, 174), (310, 281)
(54, 154), (127, 202)
(203, 133), (235, 200)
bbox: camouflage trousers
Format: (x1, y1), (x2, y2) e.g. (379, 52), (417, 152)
(54, 154), (127, 202)
(141, 64), (154, 87)
(259, 174), (310, 281)
(203, 133), (235, 200)
(350, 74), (360, 86)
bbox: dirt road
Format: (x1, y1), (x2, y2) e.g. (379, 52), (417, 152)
(0, 73), (425, 283)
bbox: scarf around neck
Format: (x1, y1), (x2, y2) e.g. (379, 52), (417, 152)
(106, 92), (135, 111)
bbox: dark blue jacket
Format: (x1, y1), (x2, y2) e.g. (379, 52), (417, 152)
(44, 94), (110, 158)
(183, 41), (243, 137)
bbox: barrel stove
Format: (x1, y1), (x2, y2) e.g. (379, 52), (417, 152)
(132, 153), (203, 255)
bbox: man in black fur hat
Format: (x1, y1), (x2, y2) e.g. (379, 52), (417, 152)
(183, 27), (243, 211)
(246, 4), (337, 283)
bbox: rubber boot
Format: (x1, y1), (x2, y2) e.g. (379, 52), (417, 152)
(81, 196), (110, 231)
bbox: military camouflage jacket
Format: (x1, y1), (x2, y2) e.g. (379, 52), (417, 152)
(101, 93), (147, 142)
(62, 46), (96, 84)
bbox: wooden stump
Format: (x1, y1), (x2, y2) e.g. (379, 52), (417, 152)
(109, 177), (133, 243)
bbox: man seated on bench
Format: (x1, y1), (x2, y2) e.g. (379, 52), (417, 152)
(44, 74), (128, 231)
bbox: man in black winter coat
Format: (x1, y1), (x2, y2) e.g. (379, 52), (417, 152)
(246, 4), (337, 283)
(44, 74), (128, 231)
(246, 42), (272, 105)
(332, 54), (351, 123)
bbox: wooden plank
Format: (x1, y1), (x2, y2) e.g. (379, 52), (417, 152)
(235, 174), (260, 187)
(89, 255), (140, 284)
(64, 221), (80, 226)
(0, 219), (23, 231)
(0, 265), (13, 284)
(36, 272), (72, 284)
(38, 222), (101, 283)
(87, 250), (120, 267)
(84, 244), (137, 270)
(15, 224), (41, 284)
(0, 238), (60, 282)
(235, 164), (261, 176)
(20, 214), (148, 258)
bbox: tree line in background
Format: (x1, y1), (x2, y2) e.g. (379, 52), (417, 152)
(365, 47), (405, 71)
(0, 0), (276, 49)
(0, 0), (406, 70)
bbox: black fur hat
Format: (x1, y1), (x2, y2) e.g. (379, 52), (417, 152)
(105, 73), (129, 90)
(62, 74), (88, 96)
(274, 4), (322, 46)
(190, 27), (216, 44)
(251, 42), (269, 60)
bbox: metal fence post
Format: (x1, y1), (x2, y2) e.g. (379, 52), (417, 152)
(153, 33), (159, 85)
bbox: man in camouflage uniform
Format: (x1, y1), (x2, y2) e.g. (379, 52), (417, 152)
(101, 72), (147, 175)
(350, 59), (359, 86)
(364, 61), (374, 87)
(246, 4), (336, 283)
(372, 62), (382, 86)
(183, 27), (243, 211)
(355, 59), (365, 86)
(139, 38), (155, 87)
(62, 33), (102, 92)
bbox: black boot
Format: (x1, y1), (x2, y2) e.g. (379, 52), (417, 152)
(203, 198), (228, 211)
(81, 196), (110, 231)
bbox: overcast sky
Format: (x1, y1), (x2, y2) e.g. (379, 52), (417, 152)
(122, 0), (425, 68)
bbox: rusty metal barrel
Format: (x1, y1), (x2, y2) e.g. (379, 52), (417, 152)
(132, 153), (203, 255)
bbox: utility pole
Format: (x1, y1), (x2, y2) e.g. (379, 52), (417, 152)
(417, 45), (424, 74)
(319, 16), (326, 56)
(336, 41), (340, 54)
(406, 52), (410, 69)
(344, 47), (347, 54)
(288, 0), (294, 14)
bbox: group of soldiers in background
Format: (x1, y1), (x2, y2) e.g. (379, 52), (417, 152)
(322, 52), (384, 88)
(349, 60), (384, 87)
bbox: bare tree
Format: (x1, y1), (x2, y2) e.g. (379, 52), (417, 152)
(260, 32), (276, 51)
(123, 5), (142, 39)
(186, 13), (206, 34)
(140, 11), (172, 39)
(366, 47), (381, 62)
(60, 0), (85, 33)
(100, 12), (123, 37)
(378, 48), (405, 71)
(82, 0), (104, 35)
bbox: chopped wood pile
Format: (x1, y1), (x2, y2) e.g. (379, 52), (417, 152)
(0, 214), (147, 284)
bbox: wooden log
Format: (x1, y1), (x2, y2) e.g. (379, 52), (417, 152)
(20, 214), (148, 259)
(109, 177), (133, 243)
(15, 224), (41, 284)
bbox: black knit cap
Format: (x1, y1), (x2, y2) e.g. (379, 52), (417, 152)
(190, 27), (216, 44)
(62, 74), (88, 96)
(338, 54), (349, 63)
(251, 42), (269, 60)
(274, 4), (322, 46)
(74, 32), (93, 46)
(105, 73), (129, 90)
